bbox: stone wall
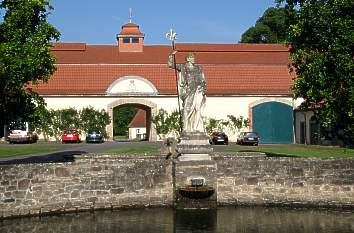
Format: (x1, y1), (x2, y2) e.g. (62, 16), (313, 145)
(1, 153), (354, 219)
(215, 153), (354, 208)
(0, 154), (173, 218)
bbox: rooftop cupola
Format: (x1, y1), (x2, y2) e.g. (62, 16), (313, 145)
(117, 21), (144, 52)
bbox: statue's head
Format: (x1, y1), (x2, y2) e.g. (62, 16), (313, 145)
(186, 52), (195, 64)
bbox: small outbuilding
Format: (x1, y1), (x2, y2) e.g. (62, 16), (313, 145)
(127, 109), (147, 140)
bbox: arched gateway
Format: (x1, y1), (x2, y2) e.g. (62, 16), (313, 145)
(105, 75), (159, 141)
(107, 99), (158, 141)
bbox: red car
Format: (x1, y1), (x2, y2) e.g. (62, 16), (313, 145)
(61, 129), (80, 143)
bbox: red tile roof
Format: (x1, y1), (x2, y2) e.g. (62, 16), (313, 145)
(31, 64), (293, 95)
(52, 43), (86, 51)
(32, 43), (294, 96)
(50, 43), (290, 65)
(128, 109), (146, 128)
(118, 22), (144, 36)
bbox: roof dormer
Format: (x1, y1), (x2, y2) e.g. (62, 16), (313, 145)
(117, 22), (144, 52)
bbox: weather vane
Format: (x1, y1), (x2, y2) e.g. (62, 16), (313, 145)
(129, 8), (132, 23)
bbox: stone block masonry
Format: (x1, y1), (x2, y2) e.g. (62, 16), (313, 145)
(0, 154), (173, 218)
(215, 153), (354, 208)
(0, 153), (354, 219)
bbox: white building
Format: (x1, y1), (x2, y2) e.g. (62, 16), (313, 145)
(30, 21), (302, 143)
(128, 109), (147, 140)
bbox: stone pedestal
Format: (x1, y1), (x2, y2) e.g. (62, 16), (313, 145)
(174, 132), (217, 209)
(177, 132), (213, 160)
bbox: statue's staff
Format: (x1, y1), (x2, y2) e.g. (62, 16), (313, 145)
(166, 29), (183, 134)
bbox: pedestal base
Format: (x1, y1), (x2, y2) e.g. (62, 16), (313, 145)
(178, 154), (211, 161)
(177, 132), (213, 156)
(174, 159), (217, 209)
(174, 131), (216, 209)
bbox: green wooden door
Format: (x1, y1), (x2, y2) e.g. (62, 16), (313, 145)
(253, 101), (293, 144)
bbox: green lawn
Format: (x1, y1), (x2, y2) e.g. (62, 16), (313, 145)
(0, 145), (64, 158)
(113, 135), (128, 140)
(225, 144), (354, 157)
(103, 146), (159, 154)
(0, 143), (353, 159)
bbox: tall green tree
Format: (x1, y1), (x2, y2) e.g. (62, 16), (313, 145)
(113, 106), (137, 136)
(276, 0), (354, 145)
(0, 0), (60, 128)
(240, 7), (287, 43)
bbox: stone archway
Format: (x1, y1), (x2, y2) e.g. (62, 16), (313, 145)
(249, 98), (293, 109)
(107, 99), (158, 141)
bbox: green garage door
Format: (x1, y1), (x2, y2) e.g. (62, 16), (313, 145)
(253, 101), (293, 144)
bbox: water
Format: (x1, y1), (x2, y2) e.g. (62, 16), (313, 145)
(0, 207), (353, 233)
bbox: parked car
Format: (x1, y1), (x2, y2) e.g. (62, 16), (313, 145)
(8, 122), (38, 144)
(209, 132), (229, 145)
(61, 129), (80, 143)
(237, 132), (260, 146)
(86, 130), (104, 143)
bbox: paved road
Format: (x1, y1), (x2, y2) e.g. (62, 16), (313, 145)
(0, 140), (229, 165)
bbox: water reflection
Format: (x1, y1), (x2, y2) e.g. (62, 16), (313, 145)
(175, 209), (216, 233)
(0, 207), (353, 233)
(216, 207), (354, 233)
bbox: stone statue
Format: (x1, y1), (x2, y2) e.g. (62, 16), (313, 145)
(168, 51), (206, 133)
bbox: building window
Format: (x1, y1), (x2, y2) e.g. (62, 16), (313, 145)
(123, 37), (130, 43)
(132, 37), (139, 43)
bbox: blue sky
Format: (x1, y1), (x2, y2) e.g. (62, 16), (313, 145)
(49, 0), (277, 45)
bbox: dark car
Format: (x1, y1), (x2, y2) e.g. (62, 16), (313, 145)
(237, 132), (260, 146)
(209, 132), (229, 145)
(86, 130), (104, 143)
(61, 129), (80, 143)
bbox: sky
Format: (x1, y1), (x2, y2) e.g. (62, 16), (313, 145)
(48, 0), (277, 45)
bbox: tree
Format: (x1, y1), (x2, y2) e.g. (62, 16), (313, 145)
(31, 107), (111, 141)
(240, 7), (287, 43)
(49, 109), (63, 141)
(58, 108), (80, 132)
(30, 100), (53, 141)
(153, 109), (170, 138)
(152, 109), (181, 139)
(227, 115), (250, 134)
(276, 0), (354, 146)
(113, 106), (137, 136)
(204, 115), (249, 136)
(0, 0), (60, 129)
(80, 106), (110, 138)
(165, 109), (181, 137)
(204, 117), (227, 136)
